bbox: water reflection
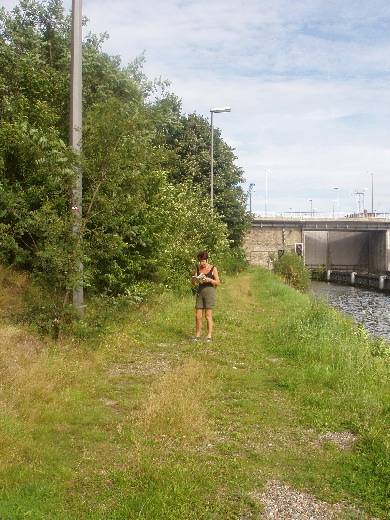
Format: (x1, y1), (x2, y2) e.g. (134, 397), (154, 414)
(309, 281), (390, 341)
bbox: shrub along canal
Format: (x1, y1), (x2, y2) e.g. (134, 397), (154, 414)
(310, 281), (390, 341)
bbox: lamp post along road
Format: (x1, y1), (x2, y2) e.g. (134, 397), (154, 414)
(264, 169), (272, 216)
(333, 187), (339, 218)
(367, 172), (374, 213)
(210, 107), (231, 214)
(248, 183), (255, 213)
(308, 198), (313, 217)
(70, 0), (84, 314)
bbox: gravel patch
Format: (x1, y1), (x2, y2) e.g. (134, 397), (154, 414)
(108, 351), (179, 376)
(252, 480), (379, 520)
(299, 429), (359, 452)
(318, 431), (358, 451)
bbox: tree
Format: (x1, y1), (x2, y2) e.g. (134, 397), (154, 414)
(0, 0), (70, 133)
(0, 0), (248, 309)
(81, 97), (232, 295)
(157, 112), (251, 247)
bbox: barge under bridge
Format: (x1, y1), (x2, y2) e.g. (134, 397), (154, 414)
(244, 217), (390, 274)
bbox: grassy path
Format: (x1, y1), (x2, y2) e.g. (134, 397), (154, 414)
(0, 267), (388, 519)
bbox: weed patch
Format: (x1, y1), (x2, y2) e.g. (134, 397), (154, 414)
(0, 266), (388, 519)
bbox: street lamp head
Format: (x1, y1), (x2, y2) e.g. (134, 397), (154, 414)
(210, 107), (231, 113)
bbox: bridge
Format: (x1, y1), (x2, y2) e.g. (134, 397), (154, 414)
(244, 217), (390, 274)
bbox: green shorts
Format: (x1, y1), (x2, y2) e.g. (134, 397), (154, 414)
(195, 286), (216, 309)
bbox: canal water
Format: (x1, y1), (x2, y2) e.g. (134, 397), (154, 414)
(309, 281), (390, 341)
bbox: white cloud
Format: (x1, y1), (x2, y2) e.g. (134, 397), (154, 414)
(2, 0), (390, 215)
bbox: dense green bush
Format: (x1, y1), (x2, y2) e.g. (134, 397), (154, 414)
(272, 252), (311, 292)
(0, 0), (251, 323)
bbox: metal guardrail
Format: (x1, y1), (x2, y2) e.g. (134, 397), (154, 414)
(311, 269), (390, 291)
(252, 217), (390, 231)
(254, 212), (390, 219)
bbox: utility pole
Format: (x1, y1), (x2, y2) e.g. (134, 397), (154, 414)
(70, 0), (84, 314)
(367, 172), (374, 214)
(265, 169), (272, 216)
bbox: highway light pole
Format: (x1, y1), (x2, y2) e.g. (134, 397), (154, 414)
(367, 172), (374, 213)
(70, 0), (84, 314)
(210, 107), (231, 214)
(265, 169), (272, 216)
(308, 198), (313, 217)
(333, 187), (339, 217)
(248, 183), (255, 213)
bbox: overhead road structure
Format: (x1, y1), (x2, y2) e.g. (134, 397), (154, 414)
(244, 217), (390, 274)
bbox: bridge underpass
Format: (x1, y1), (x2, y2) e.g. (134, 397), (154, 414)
(244, 218), (390, 274)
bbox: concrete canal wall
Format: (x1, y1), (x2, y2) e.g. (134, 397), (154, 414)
(244, 224), (303, 267)
(313, 270), (390, 291)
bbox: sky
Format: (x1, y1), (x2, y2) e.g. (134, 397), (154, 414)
(2, 0), (390, 217)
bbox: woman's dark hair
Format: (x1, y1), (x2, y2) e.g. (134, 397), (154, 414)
(197, 251), (208, 261)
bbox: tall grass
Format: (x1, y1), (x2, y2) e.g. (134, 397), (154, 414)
(262, 291), (389, 427)
(0, 265), (28, 318)
(141, 358), (213, 443)
(254, 271), (389, 514)
(0, 265), (388, 519)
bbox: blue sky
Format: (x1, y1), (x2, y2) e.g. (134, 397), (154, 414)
(3, 0), (390, 216)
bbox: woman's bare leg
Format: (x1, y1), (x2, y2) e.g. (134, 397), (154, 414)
(195, 308), (203, 338)
(205, 309), (213, 339)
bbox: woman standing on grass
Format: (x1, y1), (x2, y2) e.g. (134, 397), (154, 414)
(191, 251), (220, 342)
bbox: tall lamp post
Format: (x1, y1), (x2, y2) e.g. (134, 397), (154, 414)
(70, 0), (84, 314)
(210, 107), (231, 214)
(333, 187), (339, 218)
(265, 169), (272, 216)
(332, 200), (337, 218)
(248, 183), (255, 213)
(308, 198), (313, 217)
(367, 172), (374, 214)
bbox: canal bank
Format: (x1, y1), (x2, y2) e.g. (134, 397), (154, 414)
(309, 280), (390, 341)
(312, 269), (390, 291)
(0, 266), (388, 519)
(251, 268), (389, 519)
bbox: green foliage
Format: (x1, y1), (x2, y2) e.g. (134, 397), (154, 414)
(273, 251), (311, 291)
(214, 246), (249, 276)
(80, 97), (232, 296)
(252, 269), (389, 517)
(0, 0), (249, 329)
(0, 121), (79, 292)
(158, 112), (251, 247)
(0, 267), (388, 518)
(0, 0), (70, 134)
(311, 266), (327, 281)
(370, 336), (390, 359)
